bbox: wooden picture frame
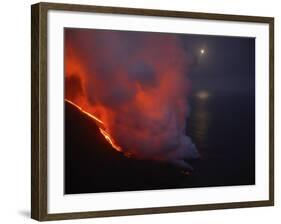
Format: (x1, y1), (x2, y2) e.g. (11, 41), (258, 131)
(31, 2), (274, 221)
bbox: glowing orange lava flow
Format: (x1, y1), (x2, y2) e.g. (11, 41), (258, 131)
(65, 99), (123, 152)
(98, 128), (122, 152)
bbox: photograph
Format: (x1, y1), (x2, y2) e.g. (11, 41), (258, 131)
(64, 28), (255, 194)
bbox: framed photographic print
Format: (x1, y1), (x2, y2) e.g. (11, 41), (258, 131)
(31, 2), (274, 221)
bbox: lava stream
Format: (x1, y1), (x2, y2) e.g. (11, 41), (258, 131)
(65, 99), (122, 152)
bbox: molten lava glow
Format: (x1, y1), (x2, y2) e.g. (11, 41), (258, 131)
(66, 99), (122, 152)
(64, 28), (199, 169)
(99, 128), (122, 152)
(65, 99), (104, 125)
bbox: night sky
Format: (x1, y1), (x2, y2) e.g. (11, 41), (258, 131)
(180, 34), (255, 96)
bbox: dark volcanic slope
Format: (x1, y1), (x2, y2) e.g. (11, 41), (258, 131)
(64, 101), (186, 194)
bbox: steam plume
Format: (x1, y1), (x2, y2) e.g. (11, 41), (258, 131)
(65, 29), (199, 170)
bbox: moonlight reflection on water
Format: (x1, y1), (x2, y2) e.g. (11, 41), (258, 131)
(189, 94), (210, 159)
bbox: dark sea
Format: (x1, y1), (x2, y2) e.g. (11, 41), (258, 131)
(184, 93), (255, 187)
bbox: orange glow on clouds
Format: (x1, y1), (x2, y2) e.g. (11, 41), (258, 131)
(64, 29), (199, 169)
